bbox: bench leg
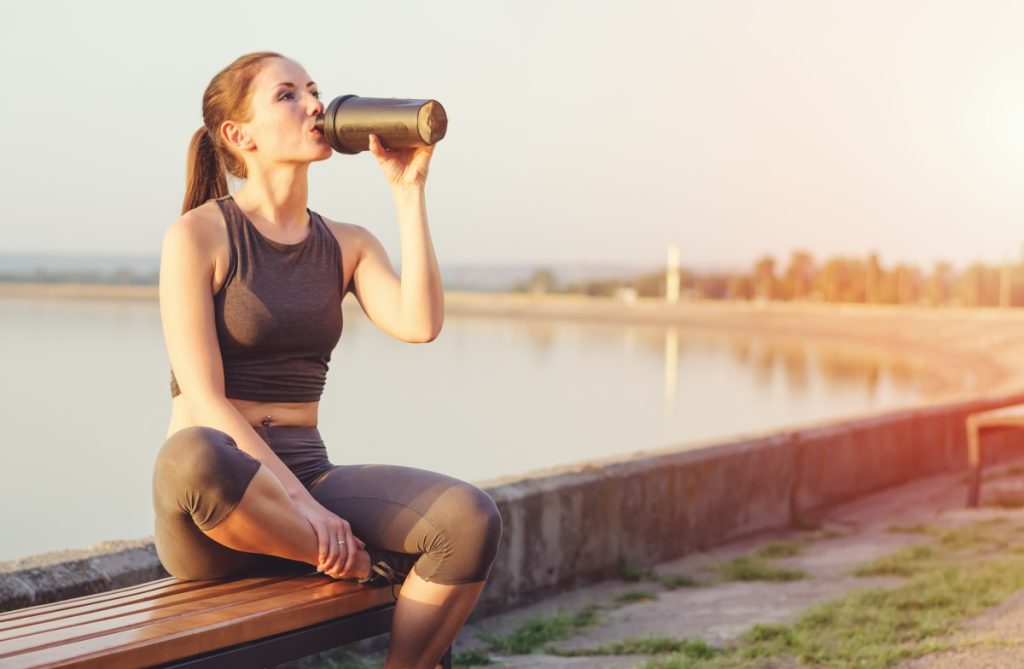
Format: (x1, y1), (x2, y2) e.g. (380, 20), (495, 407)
(967, 419), (981, 508)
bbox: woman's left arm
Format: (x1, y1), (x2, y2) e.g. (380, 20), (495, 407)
(350, 134), (443, 342)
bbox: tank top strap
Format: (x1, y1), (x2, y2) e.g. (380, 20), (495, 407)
(309, 209), (331, 244)
(211, 195), (242, 298)
(212, 195), (245, 238)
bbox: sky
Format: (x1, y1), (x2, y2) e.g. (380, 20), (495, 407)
(1, 0), (1022, 273)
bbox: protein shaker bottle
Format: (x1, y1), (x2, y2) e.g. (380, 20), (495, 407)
(314, 95), (448, 154)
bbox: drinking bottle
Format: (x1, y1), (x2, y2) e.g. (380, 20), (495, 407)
(314, 95), (448, 154)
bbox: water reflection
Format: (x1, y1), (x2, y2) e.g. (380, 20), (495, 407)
(649, 326), (950, 420)
(664, 328), (678, 417)
(525, 320), (555, 363)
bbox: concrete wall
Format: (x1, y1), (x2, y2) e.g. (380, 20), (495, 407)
(5, 393), (1024, 619)
(475, 392), (1024, 616)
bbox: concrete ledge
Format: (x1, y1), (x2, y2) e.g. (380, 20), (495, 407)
(472, 392), (1024, 616)
(0, 539), (167, 612)
(5, 393), (1024, 618)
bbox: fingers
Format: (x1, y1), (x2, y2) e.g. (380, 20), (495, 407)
(316, 524), (338, 574)
(321, 545), (365, 579)
(368, 133), (420, 158)
(340, 526), (359, 575)
(316, 524), (330, 570)
(368, 133), (386, 158)
(317, 522), (365, 577)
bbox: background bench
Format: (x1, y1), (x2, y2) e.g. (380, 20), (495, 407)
(966, 402), (1024, 507)
(0, 569), (452, 668)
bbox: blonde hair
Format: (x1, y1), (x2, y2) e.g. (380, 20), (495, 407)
(181, 51), (284, 214)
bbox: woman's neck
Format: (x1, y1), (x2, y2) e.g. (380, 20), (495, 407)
(232, 163), (311, 232)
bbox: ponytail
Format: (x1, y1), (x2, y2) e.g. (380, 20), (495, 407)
(182, 127), (227, 215)
(182, 51), (284, 215)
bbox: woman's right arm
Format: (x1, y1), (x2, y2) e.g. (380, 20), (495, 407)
(158, 209), (316, 503)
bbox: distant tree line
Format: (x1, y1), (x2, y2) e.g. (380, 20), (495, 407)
(0, 268), (158, 285)
(514, 250), (1024, 307)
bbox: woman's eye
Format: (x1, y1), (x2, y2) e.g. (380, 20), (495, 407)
(279, 91), (319, 101)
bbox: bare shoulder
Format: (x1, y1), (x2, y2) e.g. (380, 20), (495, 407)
(319, 214), (371, 261)
(163, 201), (226, 254)
(160, 201), (230, 293)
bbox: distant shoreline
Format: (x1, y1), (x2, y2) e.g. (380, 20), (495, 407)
(0, 282), (158, 300)
(5, 281), (1024, 401)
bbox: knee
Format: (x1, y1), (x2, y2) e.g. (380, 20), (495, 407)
(462, 485), (503, 562)
(428, 483), (503, 582)
(153, 426), (247, 490)
(153, 426), (262, 531)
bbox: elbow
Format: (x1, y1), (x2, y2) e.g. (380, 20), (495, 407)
(406, 319), (443, 343)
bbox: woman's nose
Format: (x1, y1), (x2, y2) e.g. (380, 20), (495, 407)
(309, 95), (325, 116)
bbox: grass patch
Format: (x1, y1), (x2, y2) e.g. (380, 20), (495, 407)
(977, 516), (1012, 526)
(617, 556), (703, 589)
(771, 561), (1024, 667)
(717, 555), (806, 582)
(613, 589), (659, 604)
(744, 623), (798, 652)
(887, 523), (934, 535)
(821, 528), (851, 539)
(452, 649), (493, 667)
(618, 556), (660, 583)
(551, 635), (719, 657)
(661, 573), (702, 589)
(634, 517), (1024, 669)
(756, 541), (804, 558)
(934, 524), (1003, 550)
(855, 544), (935, 578)
(477, 604), (601, 654)
(791, 516), (823, 531)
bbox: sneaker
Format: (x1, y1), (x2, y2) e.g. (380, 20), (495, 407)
(356, 550), (418, 600)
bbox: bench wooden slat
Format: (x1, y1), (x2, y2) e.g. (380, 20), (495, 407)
(0, 575), (295, 634)
(0, 579), (195, 624)
(0, 574), (308, 641)
(3, 581), (396, 669)
(0, 575), (398, 668)
(0, 574), (362, 653)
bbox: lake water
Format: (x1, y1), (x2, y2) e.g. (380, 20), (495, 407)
(0, 295), (942, 562)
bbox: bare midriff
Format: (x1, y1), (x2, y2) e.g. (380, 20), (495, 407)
(166, 395), (319, 439)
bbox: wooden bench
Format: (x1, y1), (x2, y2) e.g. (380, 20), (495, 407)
(0, 568), (452, 668)
(966, 403), (1024, 507)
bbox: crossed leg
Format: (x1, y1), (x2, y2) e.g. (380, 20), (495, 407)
(152, 427), (502, 669)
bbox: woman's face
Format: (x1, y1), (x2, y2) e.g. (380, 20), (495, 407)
(232, 57), (332, 167)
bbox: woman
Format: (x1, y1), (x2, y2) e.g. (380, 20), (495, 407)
(151, 51), (502, 668)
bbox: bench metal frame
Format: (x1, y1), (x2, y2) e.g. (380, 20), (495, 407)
(160, 602), (451, 668)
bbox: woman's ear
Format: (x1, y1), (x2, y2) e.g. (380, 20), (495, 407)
(220, 120), (256, 152)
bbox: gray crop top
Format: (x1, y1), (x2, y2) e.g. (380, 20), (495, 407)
(169, 195), (343, 402)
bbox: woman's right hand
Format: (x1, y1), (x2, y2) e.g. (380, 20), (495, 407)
(292, 496), (369, 580)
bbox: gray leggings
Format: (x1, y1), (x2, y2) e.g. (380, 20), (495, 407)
(151, 424), (502, 585)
